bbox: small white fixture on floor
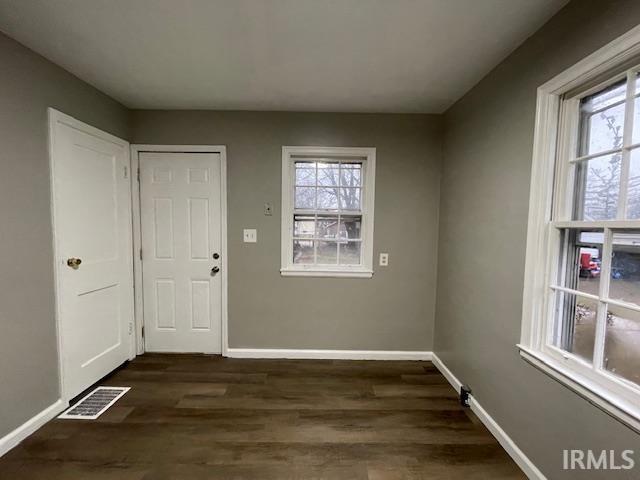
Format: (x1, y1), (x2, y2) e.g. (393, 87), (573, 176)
(58, 386), (130, 420)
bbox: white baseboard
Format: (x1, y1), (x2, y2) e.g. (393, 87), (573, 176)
(431, 354), (546, 480)
(226, 348), (433, 361)
(0, 399), (67, 458)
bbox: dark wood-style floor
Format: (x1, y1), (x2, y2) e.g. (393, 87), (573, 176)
(0, 354), (525, 479)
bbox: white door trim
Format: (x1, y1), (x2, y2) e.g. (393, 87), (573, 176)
(48, 108), (133, 402)
(130, 145), (228, 356)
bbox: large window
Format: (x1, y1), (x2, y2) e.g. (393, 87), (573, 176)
(522, 46), (640, 431)
(280, 146), (375, 277)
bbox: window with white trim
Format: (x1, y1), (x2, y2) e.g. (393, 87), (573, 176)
(280, 146), (375, 278)
(523, 52), (640, 430)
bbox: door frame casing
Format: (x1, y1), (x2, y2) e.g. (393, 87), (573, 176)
(130, 145), (228, 356)
(48, 108), (134, 403)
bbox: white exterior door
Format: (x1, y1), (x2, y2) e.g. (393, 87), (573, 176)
(139, 152), (223, 353)
(50, 110), (134, 400)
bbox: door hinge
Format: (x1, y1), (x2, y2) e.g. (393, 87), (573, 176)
(124, 166), (129, 179)
(128, 322), (133, 335)
(141, 326), (145, 338)
(137, 168), (140, 182)
(139, 248), (143, 260)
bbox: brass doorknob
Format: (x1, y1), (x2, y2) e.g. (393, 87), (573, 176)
(67, 258), (82, 269)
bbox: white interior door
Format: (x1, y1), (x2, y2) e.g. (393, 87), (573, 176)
(50, 110), (134, 401)
(139, 152), (222, 353)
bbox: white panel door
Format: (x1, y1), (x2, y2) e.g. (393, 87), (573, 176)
(139, 152), (222, 353)
(50, 111), (133, 400)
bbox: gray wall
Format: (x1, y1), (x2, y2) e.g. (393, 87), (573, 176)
(132, 111), (442, 351)
(434, 1), (640, 478)
(0, 31), (130, 438)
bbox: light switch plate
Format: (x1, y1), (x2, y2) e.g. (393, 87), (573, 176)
(243, 229), (257, 243)
(379, 253), (389, 266)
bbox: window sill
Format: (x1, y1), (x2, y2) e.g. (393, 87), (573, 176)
(517, 344), (640, 434)
(280, 268), (373, 278)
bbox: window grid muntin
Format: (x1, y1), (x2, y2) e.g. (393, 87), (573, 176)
(549, 66), (640, 390)
(627, 147), (640, 218)
(292, 158), (365, 267)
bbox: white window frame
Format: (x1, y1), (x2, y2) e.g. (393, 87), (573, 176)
(521, 25), (640, 434)
(280, 146), (376, 278)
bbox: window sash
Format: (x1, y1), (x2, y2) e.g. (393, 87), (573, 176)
(293, 160), (364, 212)
(292, 211), (364, 266)
(292, 159), (365, 267)
(557, 70), (639, 222)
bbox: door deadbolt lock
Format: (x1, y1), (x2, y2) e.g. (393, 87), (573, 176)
(67, 257), (82, 269)
(212, 253), (220, 259)
(211, 266), (220, 275)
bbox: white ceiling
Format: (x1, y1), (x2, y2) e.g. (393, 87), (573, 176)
(0, 0), (568, 113)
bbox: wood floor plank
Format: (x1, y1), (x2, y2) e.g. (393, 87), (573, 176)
(99, 380), (228, 407)
(399, 373), (450, 385)
(0, 354), (525, 479)
(0, 460), (149, 480)
(176, 393), (462, 411)
(109, 369), (267, 384)
(367, 463), (524, 480)
(372, 384), (458, 398)
(140, 462), (370, 480)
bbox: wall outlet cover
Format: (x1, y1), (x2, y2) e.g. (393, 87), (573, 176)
(243, 229), (257, 243)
